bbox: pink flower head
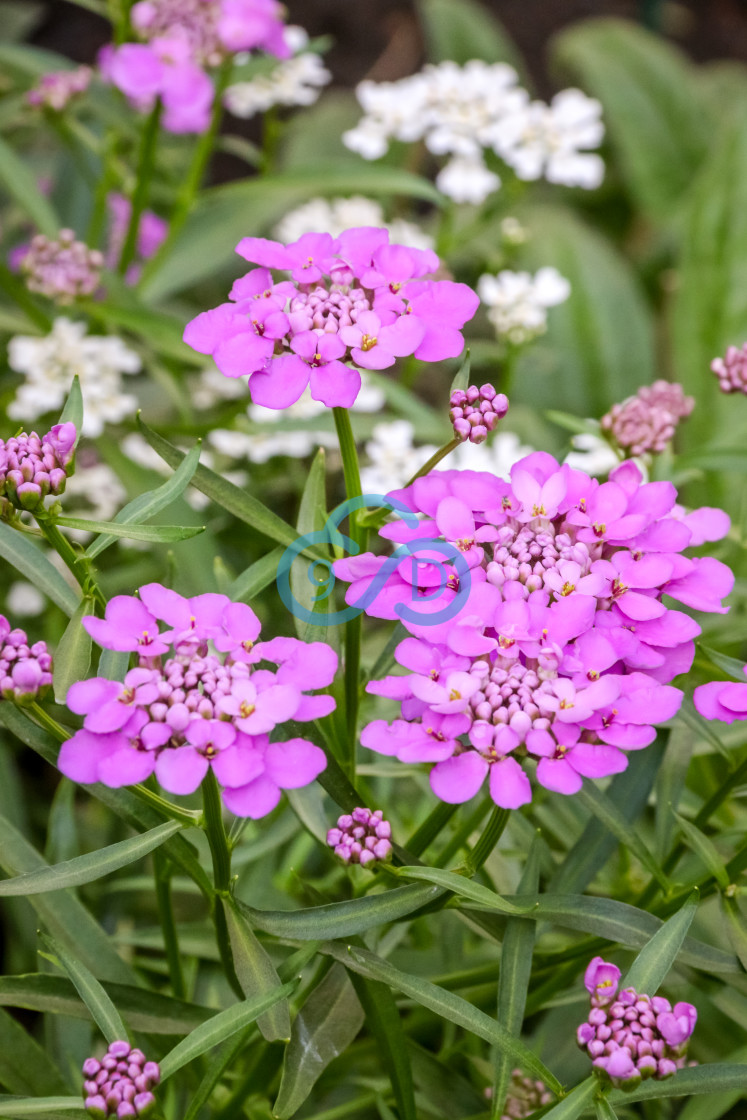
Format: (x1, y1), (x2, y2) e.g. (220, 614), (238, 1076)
(711, 342), (747, 394)
(183, 227), (478, 409)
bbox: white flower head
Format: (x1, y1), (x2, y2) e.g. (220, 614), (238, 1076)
(436, 156), (501, 205)
(360, 420), (438, 495)
(564, 432), (623, 478)
(478, 266), (570, 344)
(224, 41), (331, 119)
(274, 196), (434, 250)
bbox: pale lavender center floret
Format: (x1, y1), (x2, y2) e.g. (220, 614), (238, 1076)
(82, 1040), (160, 1119)
(326, 806), (392, 866)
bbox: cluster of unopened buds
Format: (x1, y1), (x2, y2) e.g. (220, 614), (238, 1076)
(28, 66), (92, 110)
(711, 342), (747, 395)
(0, 421), (76, 512)
(578, 958), (696, 1090)
(601, 380), (694, 457)
(20, 230), (103, 303)
(0, 616), (52, 703)
(483, 1071), (553, 1118)
(83, 1041), (160, 1118)
(326, 807), (392, 865)
(59, 585), (336, 818)
(450, 384), (509, 444)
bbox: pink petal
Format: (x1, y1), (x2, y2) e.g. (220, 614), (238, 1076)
(429, 752), (488, 803)
(378, 314), (425, 357)
(98, 748), (156, 788)
(264, 738), (327, 789)
(57, 729), (112, 783)
(536, 757), (583, 795)
(489, 757), (532, 808)
(436, 496), (474, 541)
(249, 354), (310, 409)
(212, 742), (265, 788)
(309, 360), (361, 407)
(235, 236), (291, 269)
(567, 743), (628, 779)
(222, 775), (281, 818)
(155, 747), (209, 795)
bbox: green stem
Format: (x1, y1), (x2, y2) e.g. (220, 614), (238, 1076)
(333, 407), (366, 783)
(201, 769), (242, 997)
(464, 806), (510, 877)
(87, 132), (120, 248)
(261, 106), (281, 173)
(133, 783), (202, 826)
(137, 62), (231, 291)
(153, 849), (185, 999)
(436, 797), (492, 868)
(28, 703), (69, 743)
(119, 99), (162, 276)
(33, 517), (106, 611)
(359, 438), (461, 531)
(406, 801), (458, 858)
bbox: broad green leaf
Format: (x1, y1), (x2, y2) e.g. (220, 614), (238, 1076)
(55, 516), (204, 543)
(57, 376), (83, 445)
(577, 783), (669, 889)
(0, 974), (211, 1034)
(610, 1063), (747, 1103)
(595, 1100), (618, 1120)
(86, 443), (202, 558)
(492, 837), (541, 1119)
(349, 971), (416, 1120)
(140, 164), (443, 302)
(137, 415), (318, 554)
(235, 882), (443, 940)
(670, 113), (747, 453)
(517, 205), (655, 418)
(698, 643), (747, 683)
(552, 18), (709, 221)
(655, 725), (694, 861)
(675, 814), (730, 889)
(0, 819), (183, 895)
(0, 522), (79, 616)
(450, 349), (471, 395)
(0, 135), (59, 236)
(225, 900), (291, 1042)
(0, 1008), (69, 1095)
(623, 890), (698, 994)
(0, 1096), (84, 1118)
(98, 648), (130, 681)
(678, 1046), (747, 1120)
(291, 447), (330, 644)
(333, 942), (563, 1095)
(159, 980), (298, 1080)
(409, 1041), (485, 1117)
(419, 0), (525, 75)
(722, 895), (747, 972)
(274, 964), (365, 1119)
(182, 1027), (254, 1120)
(229, 547), (284, 602)
(0, 814), (134, 984)
(52, 596), (92, 704)
(395, 865), (534, 915)
(41, 933), (128, 1044)
(539, 1078), (596, 1120)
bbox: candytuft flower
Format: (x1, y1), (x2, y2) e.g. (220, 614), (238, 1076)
(577, 958), (696, 1090)
(711, 342), (747, 394)
(58, 586), (335, 817)
(0, 422), (76, 512)
(183, 227), (478, 410)
(602, 381), (694, 457)
(82, 1041), (160, 1118)
(20, 230), (103, 304)
(28, 66), (92, 110)
(327, 807), (392, 865)
(450, 385), (509, 444)
(0, 616), (53, 704)
(478, 268), (570, 344)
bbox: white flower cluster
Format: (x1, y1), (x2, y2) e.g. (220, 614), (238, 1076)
(343, 60), (604, 204)
(224, 27), (331, 118)
(7, 318), (140, 438)
(274, 196), (433, 252)
(478, 267), (571, 344)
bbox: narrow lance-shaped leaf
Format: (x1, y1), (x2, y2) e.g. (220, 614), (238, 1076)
(55, 517), (205, 543)
(86, 443), (202, 559)
(674, 813), (730, 890)
(609, 1063), (747, 1104)
(0, 134), (59, 235)
(291, 446), (331, 645)
(40, 932), (128, 1045)
(348, 969), (417, 1120)
(0, 1008), (69, 1096)
(159, 980), (298, 1080)
(622, 889), (699, 994)
(224, 899), (291, 1042)
(721, 894), (747, 973)
(52, 596), (93, 704)
(396, 864), (535, 915)
(595, 1099), (619, 1120)
(57, 375), (83, 446)
(274, 964), (365, 1119)
(0, 1095), (86, 1118)
(0, 521), (79, 617)
(577, 783), (670, 890)
(537, 1078), (597, 1120)
(229, 547), (284, 602)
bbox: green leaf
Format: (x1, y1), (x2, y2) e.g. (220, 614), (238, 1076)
(0, 819), (183, 895)
(182, 1028), (254, 1120)
(450, 349), (471, 395)
(85, 443), (202, 559)
(81, 299), (205, 367)
(159, 980), (298, 1080)
(0, 1008), (69, 1095)
(675, 814), (730, 890)
(136, 415), (317, 554)
(552, 18), (709, 221)
(539, 1078), (596, 1120)
(274, 964), (365, 1119)
(623, 889), (698, 994)
(395, 865), (535, 915)
(0, 974), (212, 1034)
(0, 1096), (85, 1119)
(229, 547), (284, 602)
(610, 1063), (747, 1103)
(347, 971), (416, 1120)
(517, 205), (655, 418)
(225, 900), (291, 1043)
(0, 135), (59, 236)
(0, 813), (135, 984)
(545, 411), (603, 437)
(55, 516), (204, 543)
(698, 643), (747, 683)
(235, 882), (443, 940)
(140, 164), (443, 302)
(291, 446), (330, 644)
(722, 895), (747, 972)
(576, 783), (669, 890)
(419, 0), (525, 74)
(58, 376), (83, 445)
(52, 596), (92, 704)
(0, 522), (79, 617)
(594, 1099), (619, 1120)
(40, 932), (128, 1045)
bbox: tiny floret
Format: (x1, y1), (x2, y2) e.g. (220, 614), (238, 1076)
(327, 807), (392, 866)
(82, 1042), (160, 1119)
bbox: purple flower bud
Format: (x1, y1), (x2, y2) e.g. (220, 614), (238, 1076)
(449, 385), (509, 444)
(657, 1058), (678, 1079)
(712, 342), (747, 394)
(133, 1093), (156, 1116)
(116, 1103), (136, 1119)
(584, 958), (620, 1005)
(82, 1059), (101, 1078)
(84, 1096), (108, 1119)
(636, 1055), (657, 1078)
(328, 807), (393, 866)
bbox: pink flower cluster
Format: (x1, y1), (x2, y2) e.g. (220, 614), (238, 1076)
(326, 807), (392, 865)
(335, 452), (733, 809)
(601, 381), (694, 457)
(58, 585), (336, 817)
(106, 193), (167, 283)
(28, 66), (92, 111)
(100, 0), (288, 133)
(694, 665), (747, 723)
(183, 227), (479, 410)
(21, 230), (103, 303)
(0, 616), (53, 703)
(578, 957), (696, 1089)
(711, 342), (747, 394)
(450, 384), (509, 445)
(0, 421), (76, 512)
(83, 1041), (159, 1119)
